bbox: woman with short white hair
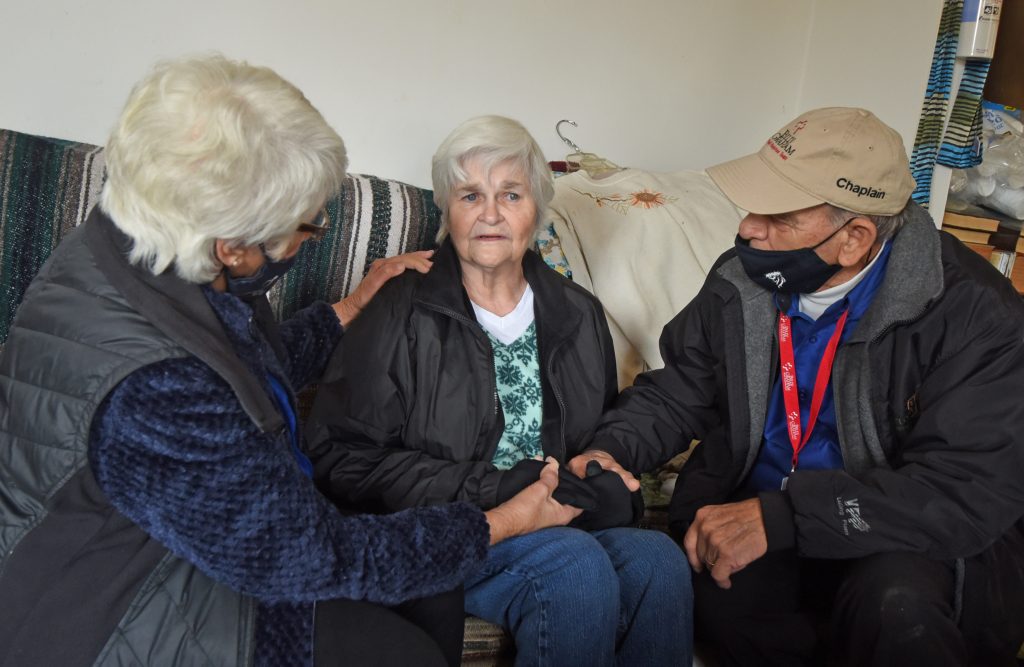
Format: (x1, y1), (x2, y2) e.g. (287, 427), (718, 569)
(309, 115), (694, 666)
(0, 57), (578, 667)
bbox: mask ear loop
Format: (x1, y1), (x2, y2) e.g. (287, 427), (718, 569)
(810, 216), (857, 250)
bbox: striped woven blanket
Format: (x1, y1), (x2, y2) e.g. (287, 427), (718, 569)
(0, 130), (105, 345)
(0, 128), (442, 349)
(271, 174), (441, 320)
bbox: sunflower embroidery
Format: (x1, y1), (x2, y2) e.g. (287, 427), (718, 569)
(571, 188), (677, 215)
(630, 189), (667, 208)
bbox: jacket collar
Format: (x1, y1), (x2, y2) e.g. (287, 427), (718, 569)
(416, 239), (475, 318)
(715, 200), (943, 343)
(844, 201), (942, 344)
(416, 238), (583, 345)
(84, 208), (284, 433)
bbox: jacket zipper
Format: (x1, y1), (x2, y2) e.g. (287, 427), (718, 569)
(420, 302), (503, 460)
(546, 338), (569, 462)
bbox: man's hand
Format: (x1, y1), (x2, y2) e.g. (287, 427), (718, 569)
(683, 497), (768, 589)
(333, 250), (434, 326)
(485, 457), (582, 545)
(567, 450), (640, 492)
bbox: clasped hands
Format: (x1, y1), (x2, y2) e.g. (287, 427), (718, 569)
(496, 451), (641, 532)
(492, 451), (770, 587)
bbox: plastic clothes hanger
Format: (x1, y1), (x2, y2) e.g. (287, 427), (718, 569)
(555, 119), (622, 179)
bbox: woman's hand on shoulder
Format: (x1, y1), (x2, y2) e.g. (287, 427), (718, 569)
(333, 249), (434, 326)
(484, 457), (582, 545)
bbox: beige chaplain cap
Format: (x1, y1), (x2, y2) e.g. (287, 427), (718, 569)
(707, 107), (916, 216)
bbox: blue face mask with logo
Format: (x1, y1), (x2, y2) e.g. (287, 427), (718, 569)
(733, 218), (852, 294)
(224, 244), (298, 298)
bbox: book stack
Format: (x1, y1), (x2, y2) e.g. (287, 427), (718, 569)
(941, 204), (1024, 293)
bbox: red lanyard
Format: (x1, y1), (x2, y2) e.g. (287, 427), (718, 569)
(777, 308), (849, 471)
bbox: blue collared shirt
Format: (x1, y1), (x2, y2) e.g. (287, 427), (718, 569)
(747, 242), (893, 491)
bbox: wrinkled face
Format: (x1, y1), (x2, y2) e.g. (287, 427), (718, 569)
(738, 204), (839, 254)
(446, 157), (537, 276)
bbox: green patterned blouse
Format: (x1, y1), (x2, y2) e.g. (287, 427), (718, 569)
(487, 322), (544, 470)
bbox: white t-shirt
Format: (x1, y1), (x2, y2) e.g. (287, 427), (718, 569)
(471, 284), (536, 345)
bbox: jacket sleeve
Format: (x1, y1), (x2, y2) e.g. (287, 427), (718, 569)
(784, 287), (1024, 561)
(305, 280), (506, 511)
(90, 358), (489, 606)
(275, 301), (344, 391)
(589, 283), (725, 473)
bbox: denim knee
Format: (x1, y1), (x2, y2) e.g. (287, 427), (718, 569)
(470, 527), (622, 620)
(595, 528), (692, 600)
(592, 528), (694, 665)
(534, 528), (622, 608)
(635, 529), (690, 588)
(501, 528), (622, 657)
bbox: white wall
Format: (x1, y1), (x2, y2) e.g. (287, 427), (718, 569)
(0, 0), (939, 189)
(798, 0), (943, 155)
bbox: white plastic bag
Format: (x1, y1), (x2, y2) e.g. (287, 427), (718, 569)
(950, 105), (1024, 219)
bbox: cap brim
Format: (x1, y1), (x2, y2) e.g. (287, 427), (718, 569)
(707, 152), (824, 215)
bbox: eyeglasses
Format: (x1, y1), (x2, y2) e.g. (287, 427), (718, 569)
(297, 207), (331, 241)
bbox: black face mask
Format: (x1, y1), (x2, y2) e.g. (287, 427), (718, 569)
(224, 244), (298, 298)
(734, 219), (852, 294)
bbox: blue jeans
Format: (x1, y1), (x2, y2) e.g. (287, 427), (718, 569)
(464, 526), (692, 667)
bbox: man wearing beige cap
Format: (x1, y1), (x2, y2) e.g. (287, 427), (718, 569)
(574, 107), (1024, 665)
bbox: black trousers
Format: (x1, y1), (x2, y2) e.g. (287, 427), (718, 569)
(693, 549), (967, 667)
(314, 587), (465, 667)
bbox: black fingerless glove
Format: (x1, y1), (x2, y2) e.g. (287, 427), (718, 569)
(570, 461), (643, 531)
(495, 459), (548, 506)
(495, 459), (598, 511)
(552, 466), (598, 512)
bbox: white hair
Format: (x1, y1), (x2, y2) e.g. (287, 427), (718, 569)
(431, 115), (553, 242)
(100, 54), (347, 283)
(825, 203), (911, 242)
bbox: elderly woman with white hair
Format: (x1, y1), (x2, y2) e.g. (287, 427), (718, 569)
(0, 58), (580, 667)
(307, 115), (693, 666)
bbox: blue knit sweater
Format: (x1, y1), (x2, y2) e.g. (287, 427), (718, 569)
(90, 288), (490, 666)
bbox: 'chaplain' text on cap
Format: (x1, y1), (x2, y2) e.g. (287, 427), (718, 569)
(707, 107), (915, 216)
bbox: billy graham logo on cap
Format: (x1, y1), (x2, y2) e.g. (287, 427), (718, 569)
(707, 107), (916, 216)
(766, 119), (808, 161)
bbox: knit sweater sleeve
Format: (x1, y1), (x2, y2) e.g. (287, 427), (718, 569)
(89, 357), (489, 605)
(275, 301), (344, 390)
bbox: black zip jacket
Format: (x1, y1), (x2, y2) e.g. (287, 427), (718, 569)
(306, 239), (618, 512)
(588, 204), (1024, 653)
(591, 203), (1024, 561)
